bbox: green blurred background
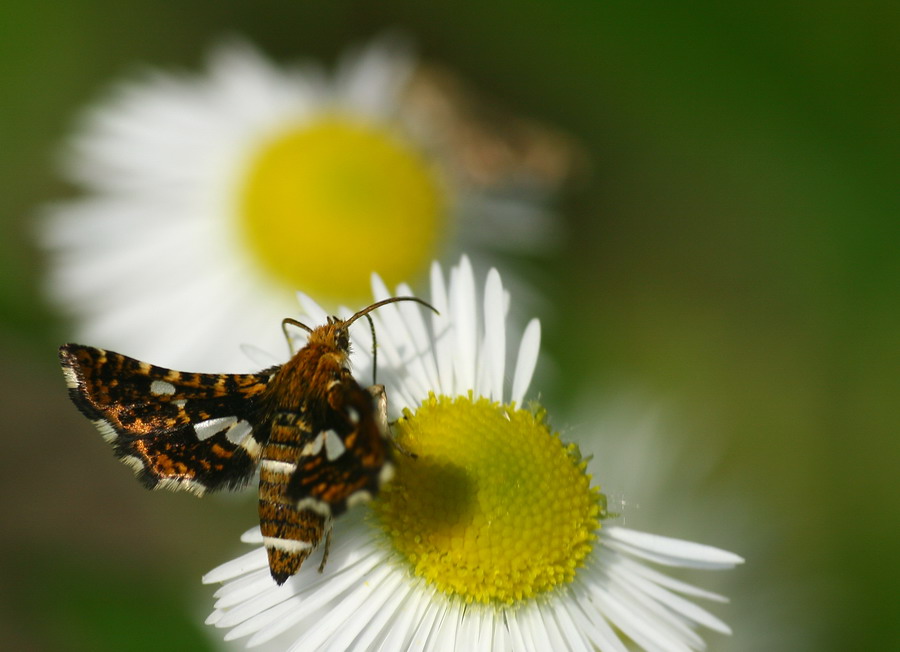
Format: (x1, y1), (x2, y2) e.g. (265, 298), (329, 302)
(1, 2), (897, 650)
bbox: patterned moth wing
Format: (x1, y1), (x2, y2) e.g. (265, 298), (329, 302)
(60, 296), (433, 585)
(60, 344), (275, 495)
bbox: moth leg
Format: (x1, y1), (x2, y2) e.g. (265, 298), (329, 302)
(367, 384), (418, 459)
(366, 385), (390, 438)
(391, 438), (419, 460)
(387, 430), (419, 459)
(317, 523), (334, 573)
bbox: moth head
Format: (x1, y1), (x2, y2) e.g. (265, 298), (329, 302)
(282, 296), (438, 357)
(331, 319), (351, 353)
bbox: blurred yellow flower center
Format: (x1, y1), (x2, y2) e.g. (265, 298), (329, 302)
(373, 394), (603, 605)
(239, 118), (444, 302)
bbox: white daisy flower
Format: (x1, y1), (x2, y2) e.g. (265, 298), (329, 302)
(41, 36), (571, 372)
(203, 257), (743, 651)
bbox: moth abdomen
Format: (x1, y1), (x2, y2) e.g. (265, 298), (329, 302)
(258, 458), (328, 585)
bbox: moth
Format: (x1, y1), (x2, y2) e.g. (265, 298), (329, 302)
(60, 297), (434, 585)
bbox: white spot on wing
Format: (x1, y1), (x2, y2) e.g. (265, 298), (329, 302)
(194, 416), (238, 441)
(347, 490), (373, 508)
(262, 537), (313, 553)
(346, 406), (359, 424)
(296, 498), (332, 518)
(241, 434), (262, 459)
(225, 419), (253, 445)
(173, 399), (187, 409)
(379, 462), (395, 486)
(301, 432), (325, 457)
(323, 429), (346, 461)
(150, 380), (177, 396)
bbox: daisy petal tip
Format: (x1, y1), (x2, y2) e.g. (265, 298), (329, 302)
(607, 527), (744, 569)
(294, 290), (316, 312)
(486, 266), (502, 287)
(204, 611), (223, 626)
(511, 318), (541, 405)
(370, 272), (391, 301)
(240, 526), (264, 544)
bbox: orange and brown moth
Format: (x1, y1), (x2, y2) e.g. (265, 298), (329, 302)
(59, 297), (434, 584)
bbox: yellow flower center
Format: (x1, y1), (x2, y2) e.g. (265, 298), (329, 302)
(373, 394), (604, 605)
(238, 117), (444, 303)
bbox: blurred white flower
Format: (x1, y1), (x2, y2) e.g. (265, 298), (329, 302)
(41, 37), (573, 371)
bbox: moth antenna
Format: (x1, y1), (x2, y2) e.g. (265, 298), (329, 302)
(343, 296), (437, 384)
(282, 317), (314, 356)
(344, 296), (439, 329)
(365, 313), (378, 385)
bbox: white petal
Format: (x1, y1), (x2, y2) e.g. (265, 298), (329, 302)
(239, 343), (283, 368)
(239, 526), (263, 544)
(511, 318), (541, 406)
(483, 268), (506, 402)
(590, 583), (694, 652)
(313, 572), (407, 650)
(374, 581), (434, 651)
(520, 602), (557, 651)
(426, 599), (462, 652)
(225, 594), (303, 642)
(286, 565), (395, 651)
(429, 261), (453, 396)
(549, 601), (593, 652)
(212, 572), (273, 609)
(367, 275), (432, 399)
(606, 527), (745, 569)
(612, 562), (732, 634)
(505, 609), (530, 652)
(407, 591), (444, 651)
(455, 608), (479, 650)
(202, 548), (268, 584)
(617, 555), (729, 602)
(566, 592), (629, 652)
(490, 614), (511, 650)
(396, 280), (442, 392)
(449, 256), (478, 395)
(295, 291), (329, 328)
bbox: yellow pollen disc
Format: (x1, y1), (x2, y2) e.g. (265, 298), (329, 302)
(373, 394), (604, 605)
(239, 117), (444, 302)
